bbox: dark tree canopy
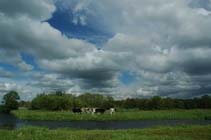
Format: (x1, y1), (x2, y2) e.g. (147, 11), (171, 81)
(28, 92), (211, 111)
(30, 93), (114, 111)
(2, 91), (20, 113)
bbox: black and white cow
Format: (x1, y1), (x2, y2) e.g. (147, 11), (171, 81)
(81, 107), (93, 114)
(73, 107), (116, 115)
(92, 108), (106, 114)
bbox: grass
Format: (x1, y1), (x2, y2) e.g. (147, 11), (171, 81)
(0, 125), (211, 140)
(11, 109), (211, 121)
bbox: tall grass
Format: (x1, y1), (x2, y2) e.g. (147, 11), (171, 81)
(0, 125), (211, 140)
(11, 109), (211, 121)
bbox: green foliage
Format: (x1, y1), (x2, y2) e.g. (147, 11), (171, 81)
(19, 100), (31, 108)
(0, 125), (211, 140)
(77, 93), (114, 109)
(31, 94), (75, 111)
(0, 105), (4, 112)
(118, 95), (211, 110)
(30, 93), (114, 111)
(2, 91), (20, 113)
(28, 92), (211, 111)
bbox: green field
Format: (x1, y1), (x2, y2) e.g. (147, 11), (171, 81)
(0, 125), (211, 140)
(12, 109), (211, 121)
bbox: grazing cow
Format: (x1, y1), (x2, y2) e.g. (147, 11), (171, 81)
(91, 108), (96, 115)
(109, 108), (115, 115)
(93, 108), (106, 114)
(81, 108), (93, 114)
(72, 108), (82, 113)
(81, 108), (87, 113)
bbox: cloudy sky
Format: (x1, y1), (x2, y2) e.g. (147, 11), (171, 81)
(1, 0), (211, 100)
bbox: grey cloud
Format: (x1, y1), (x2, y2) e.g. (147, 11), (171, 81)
(189, 0), (211, 11)
(0, 0), (55, 20)
(39, 51), (131, 89)
(169, 48), (211, 75)
(0, 68), (13, 78)
(0, 50), (33, 72)
(28, 74), (75, 91)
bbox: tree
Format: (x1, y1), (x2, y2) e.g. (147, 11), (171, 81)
(77, 93), (114, 109)
(147, 96), (162, 110)
(2, 91), (20, 113)
(30, 93), (74, 111)
(199, 95), (211, 109)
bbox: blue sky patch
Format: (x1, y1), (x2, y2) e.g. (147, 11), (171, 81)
(119, 71), (137, 85)
(20, 52), (40, 71)
(0, 63), (18, 72)
(48, 6), (113, 46)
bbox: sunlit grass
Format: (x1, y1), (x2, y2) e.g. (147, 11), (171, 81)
(11, 109), (211, 121)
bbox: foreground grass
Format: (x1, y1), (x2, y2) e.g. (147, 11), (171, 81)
(12, 109), (211, 121)
(0, 125), (211, 140)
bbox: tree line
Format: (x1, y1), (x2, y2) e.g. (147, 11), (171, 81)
(1, 91), (211, 113)
(116, 96), (211, 110)
(29, 92), (114, 111)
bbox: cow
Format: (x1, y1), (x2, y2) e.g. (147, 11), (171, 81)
(81, 107), (93, 114)
(73, 107), (115, 115)
(109, 108), (115, 115)
(72, 108), (82, 113)
(92, 108), (106, 114)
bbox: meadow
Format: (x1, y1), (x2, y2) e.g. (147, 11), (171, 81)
(0, 125), (211, 140)
(12, 109), (211, 121)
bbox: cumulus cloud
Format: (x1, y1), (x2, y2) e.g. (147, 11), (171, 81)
(0, 0), (125, 98)
(39, 49), (131, 88)
(1, 0), (211, 99)
(99, 0), (211, 98)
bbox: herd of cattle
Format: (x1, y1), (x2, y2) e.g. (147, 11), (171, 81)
(72, 108), (116, 115)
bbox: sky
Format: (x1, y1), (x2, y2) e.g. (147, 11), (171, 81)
(1, 0), (211, 100)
